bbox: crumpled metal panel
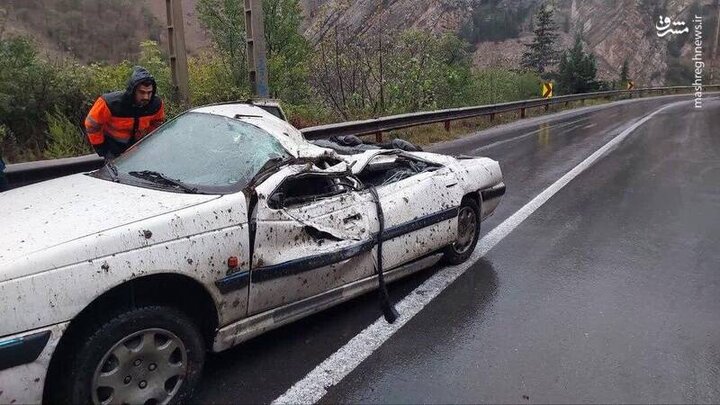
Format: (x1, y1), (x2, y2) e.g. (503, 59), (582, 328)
(372, 168), (462, 269)
(250, 164), (377, 314)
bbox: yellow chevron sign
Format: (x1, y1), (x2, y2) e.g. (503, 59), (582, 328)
(542, 82), (553, 98)
(627, 80), (634, 90)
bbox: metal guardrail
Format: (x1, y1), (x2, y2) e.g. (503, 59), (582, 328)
(301, 85), (719, 139)
(5, 85), (718, 189)
(5, 154), (104, 189)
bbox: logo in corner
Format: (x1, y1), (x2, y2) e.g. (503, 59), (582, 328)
(656, 16), (689, 37)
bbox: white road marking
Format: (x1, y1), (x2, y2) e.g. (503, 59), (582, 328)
(272, 100), (687, 405)
(583, 123), (597, 129)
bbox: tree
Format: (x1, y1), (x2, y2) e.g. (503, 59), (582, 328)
(196, 0), (311, 103)
(521, 2), (560, 78)
(460, 1), (529, 43)
(196, 0), (248, 90)
(263, 0), (312, 103)
(619, 58), (629, 88)
(310, 29), (476, 119)
(310, 25), (391, 120)
(556, 35), (600, 94)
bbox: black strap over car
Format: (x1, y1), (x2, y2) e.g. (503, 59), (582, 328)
(368, 186), (399, 323)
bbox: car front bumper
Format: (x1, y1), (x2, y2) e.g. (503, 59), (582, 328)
(481, 182), (506, 219)
(0, 322), (68, 404)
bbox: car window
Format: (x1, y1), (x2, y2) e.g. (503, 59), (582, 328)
(268, 174), (357, 208)
(356, 154), (440, 187)
(113, 112), (291, 190)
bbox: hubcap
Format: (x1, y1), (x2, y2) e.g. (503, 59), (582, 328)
(453, 206), (477, 254)
(91, 328), (188, 405)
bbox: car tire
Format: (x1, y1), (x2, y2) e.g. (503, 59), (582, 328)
(57, 305), (205, 405)
(442, 197), (481, 265)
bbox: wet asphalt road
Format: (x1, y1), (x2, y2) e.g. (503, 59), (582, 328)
(195, 94), (720, 403)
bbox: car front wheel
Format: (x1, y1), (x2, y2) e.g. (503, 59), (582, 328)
(442, 197), (481, 265)
(60, 305), (205, 405)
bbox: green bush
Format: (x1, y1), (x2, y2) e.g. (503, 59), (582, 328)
(0, 36), (55, 154)
(189, 51), (250, 105)
(0, 124), (8, 160)
(283, 102), (335, 128)
(43, 109), (93, 159)
(469, 69), (542, 104)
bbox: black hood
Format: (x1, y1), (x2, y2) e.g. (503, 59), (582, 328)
(125, 66), (157, 100)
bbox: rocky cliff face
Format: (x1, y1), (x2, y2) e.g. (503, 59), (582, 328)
(301, 0), (472, 44)
(565, 0), (710, 85)
(301, 0), (720, 86)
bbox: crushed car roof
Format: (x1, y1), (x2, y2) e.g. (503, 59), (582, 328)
(190, 103), (328, 159)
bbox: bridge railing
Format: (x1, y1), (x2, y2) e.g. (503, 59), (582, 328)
(5, 85), (718, 188)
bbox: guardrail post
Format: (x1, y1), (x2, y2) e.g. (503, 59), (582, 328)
(544, 104), (550, 112)
(375, 132), (383, 143)
(444, 120), (451, 132)
(520, 108), (526, 118)
(489, 113), (495, 122)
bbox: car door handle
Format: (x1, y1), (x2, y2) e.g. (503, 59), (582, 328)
(343, 214), (362, 224)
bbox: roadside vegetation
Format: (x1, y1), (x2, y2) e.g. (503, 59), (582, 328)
(0, 1), (634, 163)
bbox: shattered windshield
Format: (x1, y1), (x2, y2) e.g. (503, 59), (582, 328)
(111, 112), (291, 191)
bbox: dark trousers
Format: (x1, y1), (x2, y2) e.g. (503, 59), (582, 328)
(0, 173), (8, 192)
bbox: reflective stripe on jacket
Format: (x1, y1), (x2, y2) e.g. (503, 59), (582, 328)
(85, 96), (164, 147)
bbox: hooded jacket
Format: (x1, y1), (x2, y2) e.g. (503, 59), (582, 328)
(84, 66), (165, 158)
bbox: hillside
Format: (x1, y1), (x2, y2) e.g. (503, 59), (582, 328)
(0, 0), (209, 62)
(1, 0), (718, 85)
(301, 0), (720, 85)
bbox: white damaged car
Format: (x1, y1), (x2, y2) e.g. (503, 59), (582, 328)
(0, 102), (504, 404)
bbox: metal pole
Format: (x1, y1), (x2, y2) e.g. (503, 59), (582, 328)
(166, 0), (190, 106)
(245, 0), (270, 98)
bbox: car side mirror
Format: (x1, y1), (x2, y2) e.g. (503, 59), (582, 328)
(268, 191), (285, 208)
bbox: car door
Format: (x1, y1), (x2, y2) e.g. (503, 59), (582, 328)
(368, 156), (464, 270)
(248, 166), (377, 315)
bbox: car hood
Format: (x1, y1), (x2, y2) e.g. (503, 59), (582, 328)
(0, 173), (219, 271)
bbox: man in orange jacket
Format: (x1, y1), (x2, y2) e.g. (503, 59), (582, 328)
(85, 66), (165, 159)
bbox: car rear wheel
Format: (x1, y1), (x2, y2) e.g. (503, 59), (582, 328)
(60, 306), (205, 405)
(442, 197), (480, 265)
